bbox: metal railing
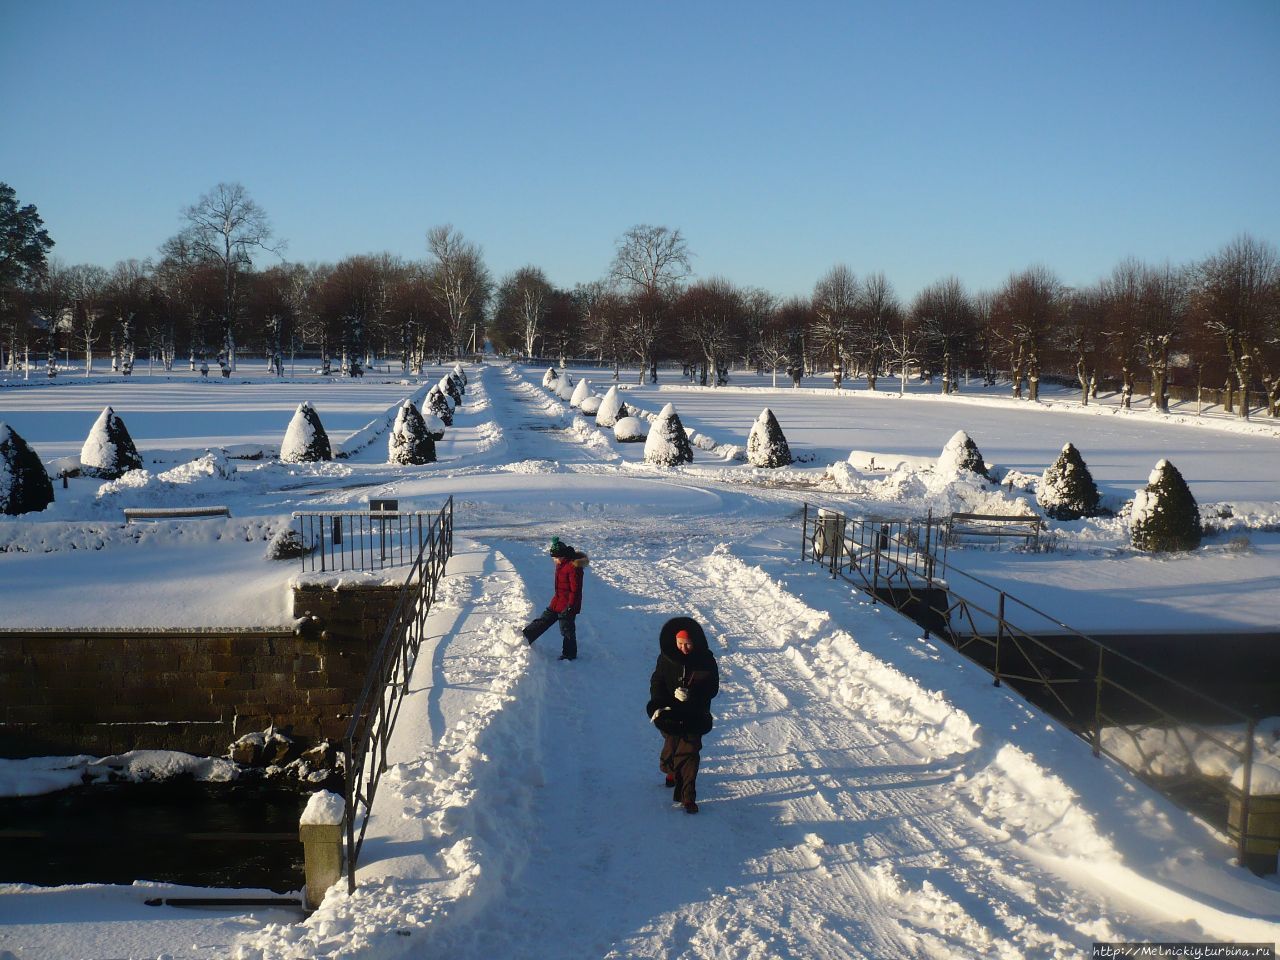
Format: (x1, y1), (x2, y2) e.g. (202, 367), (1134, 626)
(801, 502), (1265, 868)
(342, 496), (454, 892)
(293, 510), (435, 573)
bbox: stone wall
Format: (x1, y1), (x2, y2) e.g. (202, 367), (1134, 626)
(0, 583), (402, 758)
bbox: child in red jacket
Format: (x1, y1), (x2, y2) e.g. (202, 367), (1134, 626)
(523, 537), (589, 660)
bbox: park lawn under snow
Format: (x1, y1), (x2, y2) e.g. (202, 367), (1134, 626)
(2, 362), (1280, 957)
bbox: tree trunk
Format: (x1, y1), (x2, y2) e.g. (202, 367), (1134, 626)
(1120, 366), (1134, 409)
(1076, 357), (1089, 405)
(1223, 377), (1235, 415)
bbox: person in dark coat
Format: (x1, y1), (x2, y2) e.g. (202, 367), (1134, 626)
(646, 616), (719, 814)
(523, 536), (589, 660)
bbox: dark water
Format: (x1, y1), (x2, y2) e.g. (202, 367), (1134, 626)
(0, 779), (309, 892)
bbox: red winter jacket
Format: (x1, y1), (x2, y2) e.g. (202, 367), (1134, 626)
(549, 553), (588, 614)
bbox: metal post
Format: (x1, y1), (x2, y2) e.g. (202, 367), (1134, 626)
(993, 592), (1005, 687)
(1092, 647), (1105, 758)
(801, 503), (809, 562)
(1239, 718), (1257, 866)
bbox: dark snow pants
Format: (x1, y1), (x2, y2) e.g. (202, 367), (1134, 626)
(523, 608), (577, 659)
(660, 733), (702, 804)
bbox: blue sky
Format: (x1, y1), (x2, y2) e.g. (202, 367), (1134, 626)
(2, 0), (1277, 301)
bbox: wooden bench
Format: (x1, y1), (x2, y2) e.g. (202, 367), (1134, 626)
(947, 512), (1045, 549)
(123, 506), (231, 523)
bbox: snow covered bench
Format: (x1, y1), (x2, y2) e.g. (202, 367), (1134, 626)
(947, 512), (1045, 548)
(123, 506), (231, 523)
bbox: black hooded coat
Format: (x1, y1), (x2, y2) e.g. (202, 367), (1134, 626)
(646, 617), (719, 738)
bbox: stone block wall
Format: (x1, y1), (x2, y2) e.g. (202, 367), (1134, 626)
(0, 583), (404, 758)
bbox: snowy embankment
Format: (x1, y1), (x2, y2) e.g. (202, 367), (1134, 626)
(658, 379), (1280, 442)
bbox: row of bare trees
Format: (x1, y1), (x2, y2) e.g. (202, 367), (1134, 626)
(1, 183), (493, 378)
(4, 181), (1277, 417)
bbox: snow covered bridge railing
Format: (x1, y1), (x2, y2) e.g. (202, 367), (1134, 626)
(801, 503), (1270, 871)
(341, 496), (454, 894)
(293, 508), (437, 573)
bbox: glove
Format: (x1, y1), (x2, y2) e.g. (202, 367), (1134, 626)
(673, 687), (689, 702)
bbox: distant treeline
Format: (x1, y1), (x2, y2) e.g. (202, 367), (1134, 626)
(2, 182), (1277, 417)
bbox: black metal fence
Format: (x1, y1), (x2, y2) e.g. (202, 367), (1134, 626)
(293, 510), (434, 573)
(800, 503), (1267, 870)
(342, 496), (454, 892)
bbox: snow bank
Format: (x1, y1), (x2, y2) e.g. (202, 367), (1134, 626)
(0, 750), (238, 798)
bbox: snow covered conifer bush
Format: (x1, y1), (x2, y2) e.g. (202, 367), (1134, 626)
(0, 422), (54, 515)
(595, 386), (628, 427)
(746, 407), (793, 468)
(265, 527), (310, 560)
(1038, 443), (1101, 520)
(644, 403), (694, 466)
(579, 395), (601, 416)
(388, 399), (436, 465)
(427, 386), (453, 426)
(1131, 459), (1201, 552)
(542, 367), (558, 389)
(556, 375), (576, 402)
(280, 402), (332, 463)
(424, 412), (446, 440)
(440, 375), (462, 406)
(936, 430), (990, 481)
(80, 406), (143, 479)
(452, 363), (467, 387)
(569, 378), (592, 409)
(614, 416), (646, 443)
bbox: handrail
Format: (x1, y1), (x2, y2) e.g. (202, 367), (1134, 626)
(293, 509), (434, 573)
(800, 502), (1263, 867)
(342, 496), (454, 893)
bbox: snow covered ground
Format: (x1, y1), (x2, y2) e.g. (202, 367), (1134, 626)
(2, 363), (1279, 958)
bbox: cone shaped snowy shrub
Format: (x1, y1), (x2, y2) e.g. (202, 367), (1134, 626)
(614, 416), (647, 443)
(1131, 459), (1201, 552)
(556, 375), (576, 402)
(542, 367), (559, 389)
(280, 402), (332, 463)
(747, 407), (793, 468)
(1038, 443), (1101, 520)
(644, 403), (694, 466)
(452, 363), (467, 387)
(440, 375), (462, 406)
(388, 399), (436, 465)
(427, 386), (453, 426)
(569, 378), (592, 409)
(595, 386), (628, 427)
(448, 371), (465, 396)
(936, 430), (990, 481)
(80, 406), (143, 479)
(0, 422), (54, 515)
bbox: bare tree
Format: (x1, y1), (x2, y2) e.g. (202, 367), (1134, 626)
(1138, 263), (1189, 413)
(911, 277), (974, 394)
(426, 224), (491, 358)
(1059, 284), (1107, 405)
(1099, 258), (1145, 408)
(678, 278), (743, 386)
(853, 272), (899, 390)
(992, 266), (1062, 401)
(1193, 235), (1279, 420)
(811, 265), (858, 388)
(493, 266), (552, 358)
(609, 225), (692, 382)
(181, 182), (283, 371)
(67, 263), (109, 376)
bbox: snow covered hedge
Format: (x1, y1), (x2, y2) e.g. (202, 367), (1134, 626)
(80, 406), (143, 479)
(280, 402), (332, 463)
(1131, 459), (1201, 552)
(747, 407), (793, 468)
(1037, 443), (1101, 520)
(0, 423), (54, 515)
